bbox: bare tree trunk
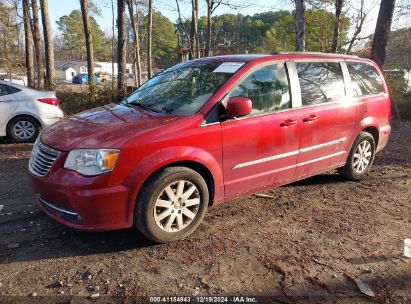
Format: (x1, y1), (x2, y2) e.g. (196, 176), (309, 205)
(127, 0), (142, 87)
(190, 0), (199, 58)
(111, 0), (115, 93)
(40, 0), (55, 90)
(147, 0), (153, 78)
(346, 0), (365, 54)
(175, 0), (192, 59)
(206, 0), (212, 57)
(194, 0), (200, 58)
(31, 0), (44, 88)
(370, 0), (396, 68)
(23, 0), (35, 88)
(80, 0), (95, 93)
(331, 0), (343, 53)
(117, 0), (127, 94)
(295, 0), (305, 52)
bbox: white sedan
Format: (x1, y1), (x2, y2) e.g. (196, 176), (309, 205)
(0, 81), (64, 142)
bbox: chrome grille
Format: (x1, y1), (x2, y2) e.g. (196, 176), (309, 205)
(29, 139), (60, 176)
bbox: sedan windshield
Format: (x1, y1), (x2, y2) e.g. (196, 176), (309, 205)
(126, 61), (238, 115)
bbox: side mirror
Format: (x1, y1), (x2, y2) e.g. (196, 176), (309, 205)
(226, 97), (252, 118)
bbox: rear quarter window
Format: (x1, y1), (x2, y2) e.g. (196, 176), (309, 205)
(0, 84), (21, 96)
(0, 84), (9, 96)
(7, 85), (21, 94)
(346, 62), (385, 97)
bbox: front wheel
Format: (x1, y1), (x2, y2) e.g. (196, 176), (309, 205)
(338, 132), (376, 181)
(135, 167), (209, 243)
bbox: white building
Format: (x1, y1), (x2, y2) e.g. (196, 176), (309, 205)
(95, 61), (132, 76)
(56, 61), (133, 82)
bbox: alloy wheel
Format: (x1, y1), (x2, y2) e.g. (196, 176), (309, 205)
(352, 140), (372, 173)
(153, 180), (201, 232)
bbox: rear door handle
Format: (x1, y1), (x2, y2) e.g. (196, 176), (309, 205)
(280, 119), (298, 127)
(303, 115), (319, 123)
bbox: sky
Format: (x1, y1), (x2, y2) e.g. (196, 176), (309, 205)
(48, 0), (294, 33)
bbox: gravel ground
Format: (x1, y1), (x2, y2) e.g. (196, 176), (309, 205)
(0, 121), (410, 303)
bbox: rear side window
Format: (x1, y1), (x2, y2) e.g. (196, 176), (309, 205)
(347, 62), (384, 96)
(5, 84), (21, 94)
(229, 64), (291, 115)
(0, 84), (9, 96)
(296, 62), (345, 106)
(0, 84), (21, 95)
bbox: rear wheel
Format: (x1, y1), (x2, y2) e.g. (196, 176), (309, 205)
(7, 116), (40, 143)
(135, 167), (209, 243)
(338, 132), (376, 180)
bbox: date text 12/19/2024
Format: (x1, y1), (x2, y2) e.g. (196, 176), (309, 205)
(149, 296), (258, 303)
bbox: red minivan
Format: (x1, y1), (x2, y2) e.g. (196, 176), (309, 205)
(29, 53), (391, 242)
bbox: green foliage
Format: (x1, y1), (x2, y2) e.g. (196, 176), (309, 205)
(56, 10), (111, 61)
(258, 11), (295, 52)
(385, 72), (411, 120)
(256, 9), (350, 53)
(151, 11), (178, 68)
(305, 9), (350, 52)
(135, 11), (178, 69)
(212, 14), (242, 54)
(0, 3), (22, 71)
(180, 9), (352, 55)
(385, 28), (411, 71)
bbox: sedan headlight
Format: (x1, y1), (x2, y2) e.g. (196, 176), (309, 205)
(64, 149), (120, 176)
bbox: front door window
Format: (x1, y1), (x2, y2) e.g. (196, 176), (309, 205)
(228, 64), (291, 116)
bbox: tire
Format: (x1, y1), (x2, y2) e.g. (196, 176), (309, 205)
(338, 132), (376, 181)
(135, 166), (209, 243)
(7, 116), (40, 143)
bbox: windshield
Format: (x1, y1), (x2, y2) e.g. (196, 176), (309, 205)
(125, 61), (239, 115)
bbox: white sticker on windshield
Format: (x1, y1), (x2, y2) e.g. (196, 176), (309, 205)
(213, 62), (245, 73)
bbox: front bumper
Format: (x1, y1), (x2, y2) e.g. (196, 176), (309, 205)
(30, 160), (133, 232)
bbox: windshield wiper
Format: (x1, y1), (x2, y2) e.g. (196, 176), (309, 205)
(128, 102), (163, 113)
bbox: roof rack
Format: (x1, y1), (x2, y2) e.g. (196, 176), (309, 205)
(270, 51), (358, 57)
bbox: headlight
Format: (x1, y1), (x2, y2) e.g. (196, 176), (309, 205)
(64, 149), (120, 176)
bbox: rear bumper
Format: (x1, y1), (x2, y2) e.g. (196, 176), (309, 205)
(40, 110), (64, 128)
(377, 124), (391, 152)
(30, 166), (133, 232)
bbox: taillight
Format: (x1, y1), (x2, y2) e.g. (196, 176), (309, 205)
(37, 97), (58, 106)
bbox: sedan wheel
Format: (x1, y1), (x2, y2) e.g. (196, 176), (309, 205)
(7, 116), (40, 143)
(13, 120), (36, 140)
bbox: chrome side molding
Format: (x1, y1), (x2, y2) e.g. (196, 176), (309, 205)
(233, 137), (347, 169)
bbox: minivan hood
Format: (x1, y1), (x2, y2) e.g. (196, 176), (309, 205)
(41, 104), (181, 151)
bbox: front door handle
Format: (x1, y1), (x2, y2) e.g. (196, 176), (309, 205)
(303, 115), (319, 123)
(280, 119), (298, 127)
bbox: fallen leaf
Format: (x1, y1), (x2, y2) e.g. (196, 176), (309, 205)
(354, 279), (375, 297)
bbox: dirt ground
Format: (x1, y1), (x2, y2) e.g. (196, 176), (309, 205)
(0, 121), (410, 304)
